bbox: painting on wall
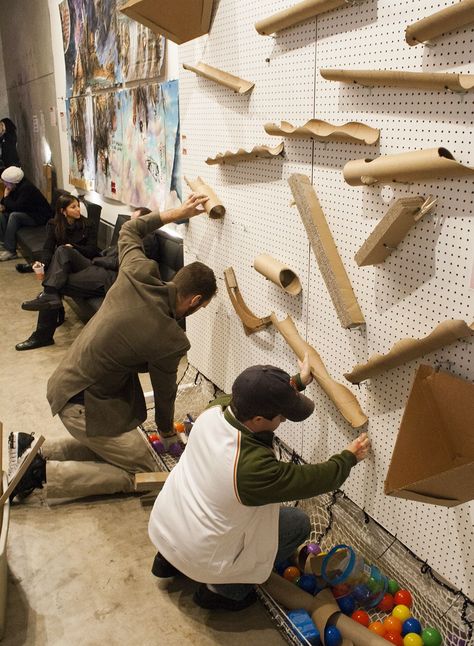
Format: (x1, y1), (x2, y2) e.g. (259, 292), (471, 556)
(67, 95), (95, 190)
(93, 91), (123, 199)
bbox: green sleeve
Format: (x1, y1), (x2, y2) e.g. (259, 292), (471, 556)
(118, 212), (163, 268)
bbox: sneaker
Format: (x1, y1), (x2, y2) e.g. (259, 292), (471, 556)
(8, 432), (35, 477)
(193, 584), (257, 611)
(151, 553), (181, 578)
(0, 250), (18, 261)
(9, 453), (46, 502)
(21, 291), (62, 311)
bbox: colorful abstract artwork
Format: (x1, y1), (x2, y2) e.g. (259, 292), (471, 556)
(67, 95), (95, 190)
(93, 91), (123, 198)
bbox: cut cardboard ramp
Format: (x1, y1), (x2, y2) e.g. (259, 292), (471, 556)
(355, 196), (436, 266)
(224, 267), (272, 336)
(184, 176), (225, 219)
(120, 0), (215, 44)
(288, 173), (364, 329)
(182, 62), (254, 94)
(321, 69), (474, 93)
(264, 119), (379, 145)
(385, 365), (474, 507)
(135, 472), (168, 491)
(406, 0), (474, 46)
(206, 143), (284, 165)
(255, 0), (363, 35)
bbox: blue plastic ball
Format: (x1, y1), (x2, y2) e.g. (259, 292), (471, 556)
(402, 617), (422, 636)
(324, 625), (342, 646)
(337, 594), (356, 616)
(353, 584), (371, 603)
(298, 574), (318, 595)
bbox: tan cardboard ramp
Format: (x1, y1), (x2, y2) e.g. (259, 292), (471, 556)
(182, 62), (254, 94)
(264, 119), (380, 145)
(255, 0), (364, 35)
(224, 267), (272, 336)
(405, 0), (474, 46)
(206, 143), (284, 165)
(321, 69), (474, 93)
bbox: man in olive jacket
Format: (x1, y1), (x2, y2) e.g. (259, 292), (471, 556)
(11, 193), (216, 501)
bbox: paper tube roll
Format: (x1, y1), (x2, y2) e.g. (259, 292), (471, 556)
(184, 176), (225, 218)
(182, 62), (254, 94)
(253, 254), (302, 296)
(263, 573), (387, 646)
(320, 69), (474, 93)
(343, 148), (474, 186)
(255, 0), (350, 35)
(406, 0), (474, 46)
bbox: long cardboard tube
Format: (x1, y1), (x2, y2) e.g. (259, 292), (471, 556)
(253, 254), (302, 296)
(345, 320), (474, 384)
(271, 313), (368, 428)
(406, 0), (474, 46)
(184, 176), (225, 219)
(224, 267), (272, 335)
(206, 143), (284, 165)
(321, 69), (474, 93)
(263, 572), (387, 646)
(255, 0), (357, 35)
(264, 119), (380, 145)
(343, 148), (474, 186)
(182, 62), (254, 94)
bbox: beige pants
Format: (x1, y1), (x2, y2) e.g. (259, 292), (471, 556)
(44, 403), (157, 499)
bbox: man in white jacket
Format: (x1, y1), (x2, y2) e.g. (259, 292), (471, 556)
(148, 357), (370, 611)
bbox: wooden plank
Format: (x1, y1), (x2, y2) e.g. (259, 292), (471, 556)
(134, 471), (169, 492)
(0, 436), (45, 506)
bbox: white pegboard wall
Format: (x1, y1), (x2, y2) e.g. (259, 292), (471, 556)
(179, 0), (474, 600)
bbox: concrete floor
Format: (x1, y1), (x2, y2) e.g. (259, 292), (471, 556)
(0, 258), (286, 645)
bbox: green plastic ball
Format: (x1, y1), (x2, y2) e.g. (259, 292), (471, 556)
(421, 627), (442, 646)
(388, 579), (400, 595)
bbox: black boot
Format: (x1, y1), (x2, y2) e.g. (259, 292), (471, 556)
(9, 453), (46, 502)
(15, 332), (54, 351)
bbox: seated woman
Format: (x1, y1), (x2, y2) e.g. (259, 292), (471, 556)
(16, 194), (99, 350)
(0, 166), (53, 261)
(0, 118), (20, 170)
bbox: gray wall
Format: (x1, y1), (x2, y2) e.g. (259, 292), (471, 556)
(0, 0), (63, 189)
(0, 30), (8, 118)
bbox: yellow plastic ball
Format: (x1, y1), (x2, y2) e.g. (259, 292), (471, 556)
(393, 604), (412, 623)
(403, 633), (423, 646)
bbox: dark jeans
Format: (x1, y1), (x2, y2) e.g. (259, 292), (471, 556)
(212, 506), (311, 601)
(0, 211), (38, 253)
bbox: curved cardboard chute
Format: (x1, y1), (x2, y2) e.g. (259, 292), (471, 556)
(343, 148), (474, 186)
(182, 62), (254, 94)
(321, 69), (474, 93)
(206, 143), (284, 165)
(224, 267), (272, 336)
(255, 0), (363, 35)
(406, 0), (474, 46)
(264, 119), (379, 145)
(253, 254), (302, 296)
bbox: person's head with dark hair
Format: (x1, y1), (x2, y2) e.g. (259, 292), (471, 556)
(131, 206), (151, 218)
(0, 118), (16, 137)
(54, 194), (82, 243)
(173, 261), (217, 318)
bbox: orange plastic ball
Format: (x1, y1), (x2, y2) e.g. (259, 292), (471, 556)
(174, 422), (185, 434)
(383, 616), (403, 634)
(394, 589), (413, 608)
(384, 632), (404, 645)
(392, 604), (411, 623)
(351, 609), (370, 627)
(378, 593), (395, 613)
(283, 566), (300, 582)
(369, 621), (386, 636)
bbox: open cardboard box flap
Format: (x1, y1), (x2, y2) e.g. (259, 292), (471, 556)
(384, 364), (474, 507)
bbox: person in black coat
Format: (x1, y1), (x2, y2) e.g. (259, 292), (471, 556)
(0, 166), (53, 261)
(0, 118), (20, 169)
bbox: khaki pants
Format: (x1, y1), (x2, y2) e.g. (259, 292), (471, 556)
(44, 403), (156, 499)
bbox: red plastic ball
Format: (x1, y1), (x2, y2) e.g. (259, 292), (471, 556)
(383, 616), (403, 634)
(351, 610), (370, 627)
(331, 584), (351, 598)
(148, 433), (160, 443)
(283, 566), (300, 582)
(378, 593), (395, 613)
(384, 632), (404, 645)
(394, 589), (413, 608)
(369, 621), (386, 636)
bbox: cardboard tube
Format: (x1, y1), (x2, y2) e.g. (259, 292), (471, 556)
(184, 176), (225, 219)
(345, 320), (474, 384)
(206, 143), (284, 165)
(271, 313), (368, 428)
(182, 62), (254, 94)
(255, 0), (353, 35)
(321, 69), (474, 93)
(343, 148), (474, 186)
(262, 573), (387, 646)
(264, 119), (380, 145)
(406, 0), (474, 46)
(224, 267), (272, 335)
(253, 254), (302, 296)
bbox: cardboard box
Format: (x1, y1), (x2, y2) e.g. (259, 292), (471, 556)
(119, 0), (215, 45)
(384, 364), (474, 506)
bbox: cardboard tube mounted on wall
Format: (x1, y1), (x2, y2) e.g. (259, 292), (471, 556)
(253, 254), (302, 296)
(255, 0), (357, 35)
(343, 148), (474, 186)
(320, 69), (474, 93)
(184, 176), (225, 219)
(182, 62), (254, 94)
(405, 0), (474, 46)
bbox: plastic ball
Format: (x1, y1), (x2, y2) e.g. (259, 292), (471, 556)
(403, 634), (423, 646)
(298, 574), (318, 595)
(351, 609), (370, 627)
(369, 621), (386, 636)
(337, 594), (356, 616)
(275, 559), (292, 576)
(151, 439), (165, 454)
(307, 542), (322, 555)
(402, 618), (422, 636)
(384, 632), (404, 645)
(378, 593), (395, 613)
(148, 433), (160, 443)
(393, 605), (412, 623)
(168, 442), (184, 457)
(383, 616), (403, 634)
(394, 589), (413, 608)
(353, 583), (371, 603)
(324, 625), (342, 646)
(283, 566), (301, 582)
(331, 583), (351, 598)
(174, 421), (185, 434)
(421, 627), (442, 646)
(388, 579), (400, 595)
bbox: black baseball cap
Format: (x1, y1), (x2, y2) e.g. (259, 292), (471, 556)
(231, 365), (315, 422)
